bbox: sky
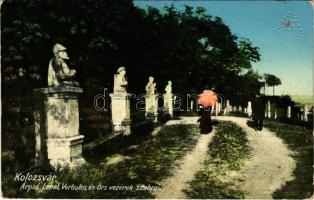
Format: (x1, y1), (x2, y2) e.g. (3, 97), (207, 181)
(134, 1), (313, 96)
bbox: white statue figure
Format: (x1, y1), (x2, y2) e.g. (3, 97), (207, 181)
(165, 80), (172, 94)
(145, 76), (156, 95)
(114, 66), (128, 93)
(48, 43), (78, 87)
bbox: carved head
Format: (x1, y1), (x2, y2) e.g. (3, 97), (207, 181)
(168, 80), (172, 85)
(117, 66), (126, 75)
(149, 76), (154, 82)
(53, 43), (69, 60)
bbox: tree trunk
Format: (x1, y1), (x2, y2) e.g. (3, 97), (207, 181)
(273, 86), (275, 96)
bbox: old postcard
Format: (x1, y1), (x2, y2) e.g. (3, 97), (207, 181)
(1, 0), (313, 199)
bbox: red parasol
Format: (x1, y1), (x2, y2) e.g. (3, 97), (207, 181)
(198, 90), (218, 107)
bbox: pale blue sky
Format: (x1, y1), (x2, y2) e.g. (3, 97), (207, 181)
(134, 1), (313, 96)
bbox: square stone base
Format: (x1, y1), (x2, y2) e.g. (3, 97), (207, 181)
(145, 113), (158, 123)
(46, 135), (85, 169)
(112, 119), (132, 136)
(110, 93), (131, 135)
(145, 94), (158, 122)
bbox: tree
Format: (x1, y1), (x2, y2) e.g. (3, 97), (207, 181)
(263, 73), (282, 95)
(1, 0), (263, 165)
(2, 0), (262, 97)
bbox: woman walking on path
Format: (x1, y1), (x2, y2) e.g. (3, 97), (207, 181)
(197, 86), (218, 134)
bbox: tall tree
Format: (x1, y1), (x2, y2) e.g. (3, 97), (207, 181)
(264, 73), (282, 95)
(1, 0), (263, 157)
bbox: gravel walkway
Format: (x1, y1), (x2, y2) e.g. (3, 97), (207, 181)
(154, 116), (295, 199)
(216, 116), (296, 199)
(154, 130), (215, 199)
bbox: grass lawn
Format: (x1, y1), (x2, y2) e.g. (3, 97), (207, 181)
(184, 121), (251, 199)
(2, 124), (200, 198)
(264, 120), (313, 199)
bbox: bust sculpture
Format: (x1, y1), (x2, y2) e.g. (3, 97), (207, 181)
(165, 80), (172, 94)
(114, 66), (128, 93)
(145, 76), (156, 95)
(48, 43), (79, 87)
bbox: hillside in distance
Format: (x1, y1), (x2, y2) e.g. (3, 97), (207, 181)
(290, 95), (313, 107)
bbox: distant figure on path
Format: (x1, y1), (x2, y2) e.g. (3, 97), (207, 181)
(252, 93), (266, 131)
(197, 86), (217, 134)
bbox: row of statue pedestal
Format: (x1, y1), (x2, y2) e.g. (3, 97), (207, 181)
(33, 85), (310, 169)
(34, 87), (173, 169)
(224, 100), (310, 121)
(33, 44), (311, 170)
(33, 89), (173, 169)
(34, 48), (174, 170)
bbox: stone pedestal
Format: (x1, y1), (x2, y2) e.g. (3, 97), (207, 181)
(274, 111), (277, 119)
(110, 93), (131, 135)
(225, 100), (231, 115)
(33, 87), (85, 169)
(218, 103), (221, 113)
(287, 106), (291, 118)
(304, 106), (309, 121)
(233, 106), (237, 112)
(267, 101), (271, 118)
(145, 94), (158, 122)
(215, 102), (219, 116)
(163, 94), (173, 118)
(190, 101), (194, 111)
(238, 106), (243, 113)
(247, 101), (252, 117)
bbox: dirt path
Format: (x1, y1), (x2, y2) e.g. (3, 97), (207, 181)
(154, 118), (215, 199)
(215, 116), (296, 199)
(155, 116), (296, 199)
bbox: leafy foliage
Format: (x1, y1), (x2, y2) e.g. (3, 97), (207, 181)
(2, 0), (262, 99)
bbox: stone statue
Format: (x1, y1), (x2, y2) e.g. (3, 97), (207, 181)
(145, 76), (156, 95)
(165, 80), (172, 94)
(114, 66), (128, 93)
(48, 43), (79, 87)
(163, 80), (173, 118)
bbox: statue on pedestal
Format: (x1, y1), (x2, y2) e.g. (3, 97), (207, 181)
(247, 101), (252, 117)
(110, 66), (131, 135)
(114, 66), (128, 93)
(145, 76), (158, 121)
(164, 80), (172, 95)
(145, 76), (156, 95)
(48, 43), (79, 87)
(164, 80), (173, 117)
(34, 43), (85, 169)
